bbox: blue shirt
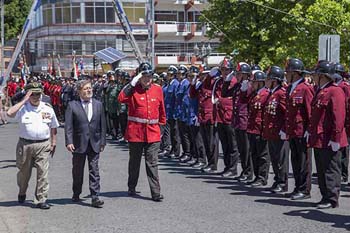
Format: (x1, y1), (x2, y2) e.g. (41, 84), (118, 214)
(164, 78), (179, 120)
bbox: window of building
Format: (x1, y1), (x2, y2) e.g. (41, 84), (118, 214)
(71, 3), (81, 23)
(85, 41), (95, 54)
(106, 3), (115, 23)
(95, 2), (105, 23)
(85, 3), (95, 23)
(43, 8), (53, 25)
(55, 4), (63, 24)
(123, 2), (145, 23)
(62, 3), (71, 24)
(155, 11), (177, 22)
(96, 41), (106, 51)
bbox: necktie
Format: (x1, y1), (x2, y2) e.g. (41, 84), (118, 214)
(84, 101), (89, 120)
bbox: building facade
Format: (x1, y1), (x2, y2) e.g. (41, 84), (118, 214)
(26, 0), (224, 75)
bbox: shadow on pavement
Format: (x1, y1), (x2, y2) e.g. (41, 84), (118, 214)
(255, 198), (315, 208)
(49, 198), (92, 207)
(100, 191), (153, 201)
(284, 209), (350, 231)
(0, 160), (15, 163)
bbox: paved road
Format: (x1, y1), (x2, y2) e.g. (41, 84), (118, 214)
(0, 122), (349, 233)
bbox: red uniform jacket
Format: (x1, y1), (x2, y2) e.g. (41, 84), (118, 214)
(285, 80), (314, 138)
(189, 77), (215, 124)
(232, 85), (253, 130)
(308, 83), (348, 149)
(247, 88), (270, 135)
(213, 78), (236, 125)
(118, 83), (166, 143)
(263, 85), (287, 141)
(338, 81), (350, 136)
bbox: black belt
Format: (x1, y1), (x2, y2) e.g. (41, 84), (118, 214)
(20, 138), (49, 143)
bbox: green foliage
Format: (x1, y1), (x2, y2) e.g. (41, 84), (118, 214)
(3, 0), (32, 40)
(202, 0), (350, 69)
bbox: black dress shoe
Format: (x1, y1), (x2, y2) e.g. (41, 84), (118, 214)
(72, 195), (80, 202)
(91, 198), (104, 208)
(128, 189), (137, 196)
(18, 195), (26, 204)
(180, 155), (191, 163)
(221, 170), (238, 178)
(152, 194), (164, 202)
(186, 159), (197, 166)
(250, 180), (267, 187)
(37, 202), (50, 210)
(284, 189), (298, 198)
(193, 162), (206, 169)
(166, 153), (176, 158)
(342, 177), (348, 183)
(291, 192), (311, 200)
(237, 175), (249, 182)
(202, 167), (217, 174)
(271, 185), (287, 194)
(316, 202), (334, 209)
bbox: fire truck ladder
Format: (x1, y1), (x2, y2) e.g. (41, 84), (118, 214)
(112, 0), (144, 64)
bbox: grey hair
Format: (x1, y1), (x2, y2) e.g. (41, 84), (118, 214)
(76, 80), (91, 91)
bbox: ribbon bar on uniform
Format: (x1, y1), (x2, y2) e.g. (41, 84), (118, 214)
(128, 116), (159, 124)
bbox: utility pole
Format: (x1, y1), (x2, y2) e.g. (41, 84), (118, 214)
(1, 0), (4, 79)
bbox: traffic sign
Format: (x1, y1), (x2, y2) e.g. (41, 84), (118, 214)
(318, 34), (340, 63)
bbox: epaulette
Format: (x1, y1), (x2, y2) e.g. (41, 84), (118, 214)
(45, 102), (53, 108)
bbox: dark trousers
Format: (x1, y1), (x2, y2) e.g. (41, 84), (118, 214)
(248, 133), (270, 182)
(289, 137), (312, 194)
(160, 122), (171, 151)
(109, 114), (120, 138)
(200, 124), (219, 170)
(178, 120), (191, 156)
(119, 112), (128, 137)
(341, 140), (349, 180)
(314, 148), (341, 206)
(189, 125), (206, 163)
(268, 139), (289, 188)
(105, 111), (112, 135)
(217, 123), (239, 173)
(235, 129), (253, 178)
(128, 142), (161, 197)
(168, 119), (180, 156)
(72, 143), (101, 198)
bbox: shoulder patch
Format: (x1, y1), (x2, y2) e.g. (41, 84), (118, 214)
(45, 102), (53, 108)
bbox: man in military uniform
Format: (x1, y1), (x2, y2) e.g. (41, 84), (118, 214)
(176, 65), (191, 162)
(159, 72), (171, 156)
(263, 66), (289, 193)
(246, 70), (271, 187)
(164, 65), (180, 158)
(284, 58), (314, 199)
(118, 62), (166, 202)
(103, 71), (116, 136)
(107, 71), (122, 140)
(308, 61), (347, 209)
(7, 82), (59, 209)
(222, 61), (251, 179)
(118, 71), (130, 142)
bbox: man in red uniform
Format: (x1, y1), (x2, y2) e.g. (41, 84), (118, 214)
(333, 63), (350, 183)
(308, 61), (347, 209)
(222, 62), (253, 181)
(189, 66), (218, 170)
(284, 58), (314, 200)
(246, 70), (271, 186)
(118, 62), (166, 202)
(263, 66), (289, 193)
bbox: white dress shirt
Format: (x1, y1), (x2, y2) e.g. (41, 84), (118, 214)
(289, 78), (303, 95)
(15, 101), (59, 140)
(81, 98), (93, 122)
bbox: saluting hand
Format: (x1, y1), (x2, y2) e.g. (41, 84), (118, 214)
(67, 144), (75, 152)
(23, 90), (32, 102)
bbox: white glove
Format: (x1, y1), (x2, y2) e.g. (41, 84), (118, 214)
(191, 77), (197, 85)
(304, 131), (310, 143)
(225, 71), (235, 82)
(328, 140), (340, 152)
(240, 80), (249, 91)
(279, 130), (287, 140)
(131, 73), (143, 87)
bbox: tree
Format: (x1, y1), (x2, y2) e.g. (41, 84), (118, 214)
(3, 0), (32, 41)
(202, 0), (350, 68)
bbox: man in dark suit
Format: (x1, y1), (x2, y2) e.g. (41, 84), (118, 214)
(64, 79), (106, 208)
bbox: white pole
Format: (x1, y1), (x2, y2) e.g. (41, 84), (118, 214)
(1, 0), (4, 79)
